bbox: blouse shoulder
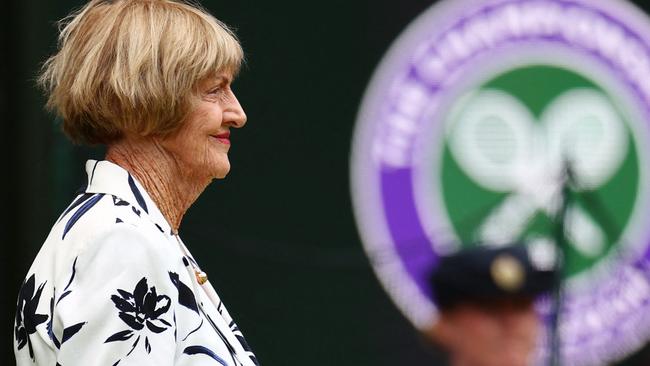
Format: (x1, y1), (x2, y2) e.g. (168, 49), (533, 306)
(16, 193), (182, 366)
(49, 192), (169, 257)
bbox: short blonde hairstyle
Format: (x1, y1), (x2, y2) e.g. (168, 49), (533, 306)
(40, 0), (244, 145)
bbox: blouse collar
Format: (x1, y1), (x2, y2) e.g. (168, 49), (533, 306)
(83, 160), (173, 235)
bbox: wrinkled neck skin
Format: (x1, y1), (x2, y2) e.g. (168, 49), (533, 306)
(106, 137), (211, 234)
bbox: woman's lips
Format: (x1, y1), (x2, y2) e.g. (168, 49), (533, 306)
(212, 132), (230, 145)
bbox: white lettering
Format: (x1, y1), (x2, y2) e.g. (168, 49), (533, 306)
(462, 16), (498, 51)
(594, 16), (625, 56)
(503, 3), (524, 38)
(619, 38), (650, 84)
(381, 144), (409, 167)
(519, 2), (563, 36)
(377, 112), (418, 167)
(436, 34), (464, 75)
(415, 53), (448, 85)
(486, 5), (520, 46)
(392, 79), (432, 120)
(561, 7), (599, 50)
(387, 111), (418, 136)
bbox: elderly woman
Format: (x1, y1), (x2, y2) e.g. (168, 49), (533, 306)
(13, 1), (258, 365)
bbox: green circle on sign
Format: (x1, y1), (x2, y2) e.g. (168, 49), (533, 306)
(440, 65), (639, 278)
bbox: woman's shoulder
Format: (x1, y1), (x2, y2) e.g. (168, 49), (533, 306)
(53, 192), (168, 246)
(32, 192), (177, 281)
(15, 196), (187, 366)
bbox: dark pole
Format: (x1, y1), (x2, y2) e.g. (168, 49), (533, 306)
(549, 162), (572, 366)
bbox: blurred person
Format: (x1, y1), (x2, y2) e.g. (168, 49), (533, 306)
(13, 1), (259, 365)
(425, 245), (556, 366)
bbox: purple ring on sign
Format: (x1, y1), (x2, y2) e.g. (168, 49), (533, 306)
(378, 0), (650, 303)
(381, 169), (436, 298)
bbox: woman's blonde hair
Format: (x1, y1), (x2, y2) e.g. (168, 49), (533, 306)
(40, 0), (244, 145)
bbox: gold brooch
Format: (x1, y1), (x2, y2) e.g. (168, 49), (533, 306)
(195, 270), (208, 285)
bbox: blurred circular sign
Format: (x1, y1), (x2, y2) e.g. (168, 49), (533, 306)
(351, 0), (650, 364)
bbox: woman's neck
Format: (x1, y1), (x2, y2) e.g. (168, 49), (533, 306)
(105, 138), (211, 233)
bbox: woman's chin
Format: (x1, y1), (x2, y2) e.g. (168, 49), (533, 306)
(213, 171), (229, 179)
(211, 161), (231, 179)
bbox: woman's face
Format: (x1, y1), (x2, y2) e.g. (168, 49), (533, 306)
(161, 72), (247, 180)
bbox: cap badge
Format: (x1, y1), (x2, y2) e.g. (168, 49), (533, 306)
(491, 254), (525, 292)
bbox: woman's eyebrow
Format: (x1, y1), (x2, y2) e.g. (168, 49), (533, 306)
(204, 77), (227, 90)
(216, 74), (234, 84)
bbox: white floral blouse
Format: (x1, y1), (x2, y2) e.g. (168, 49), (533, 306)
(14, 160), (259, 366)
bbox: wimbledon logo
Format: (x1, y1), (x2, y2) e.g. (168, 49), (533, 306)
(350, 0), (650, 365)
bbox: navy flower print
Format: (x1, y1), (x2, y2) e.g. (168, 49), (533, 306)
(106, 277), (172, 361)
(169, 272), (199, 314)
(183, 345), (228, 365)
(47, 257), (86, 349)
(15, 274), (48, 360)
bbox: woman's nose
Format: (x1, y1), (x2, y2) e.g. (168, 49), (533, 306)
(224, 92), (247, 128)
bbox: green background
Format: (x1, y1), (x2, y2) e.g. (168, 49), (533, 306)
(442, 66), (639, 277)
(3, 1), (650, 365)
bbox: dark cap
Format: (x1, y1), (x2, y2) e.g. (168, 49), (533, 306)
(429, 244), (558, 310)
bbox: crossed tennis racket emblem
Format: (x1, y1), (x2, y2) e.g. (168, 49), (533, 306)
(446, 88), (629, 258)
